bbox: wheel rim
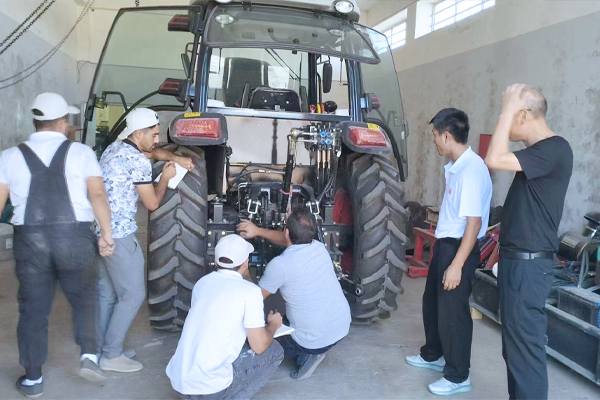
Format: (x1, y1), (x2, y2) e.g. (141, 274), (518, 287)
(333, 188), (354, 276)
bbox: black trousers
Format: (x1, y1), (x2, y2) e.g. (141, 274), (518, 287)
(498, 256), (553, 400)
(276, 334), (339, 366)
(420, 238), (480, 383)
(14, 223), (98, 380)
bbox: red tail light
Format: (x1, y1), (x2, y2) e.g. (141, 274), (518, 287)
(349, 125), (387, 147)
(173, 118), (221, 139)
(168, 15), (190, 31)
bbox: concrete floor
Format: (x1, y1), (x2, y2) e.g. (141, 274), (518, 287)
(0, 206), (598, 399)
(1, 259), (599, 400)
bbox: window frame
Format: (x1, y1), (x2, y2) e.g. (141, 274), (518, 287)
(383, 22), (407, 50)
(431, 0), (495, 32)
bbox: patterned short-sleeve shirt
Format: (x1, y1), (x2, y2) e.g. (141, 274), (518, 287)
(98, 140), (152, 238)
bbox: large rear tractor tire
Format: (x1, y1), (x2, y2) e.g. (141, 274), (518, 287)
(335, 153), (409, 323)
(147, 145), (209, 331)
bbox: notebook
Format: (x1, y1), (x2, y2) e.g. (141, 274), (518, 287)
(154, 163), (189, 189)
(274, 324), (295, 338)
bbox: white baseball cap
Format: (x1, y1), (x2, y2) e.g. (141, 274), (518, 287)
(31, 92), (80, 121)
(117, 107), (160, 140)
(214, 234), (254, 268)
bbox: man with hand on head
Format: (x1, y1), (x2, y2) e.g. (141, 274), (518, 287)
(166, 234), (284, 400)
(0, 93), (114, 398)
(485, 84), (573, 400)
(96, 107), (195, 373)
(405, 108), (492, 396)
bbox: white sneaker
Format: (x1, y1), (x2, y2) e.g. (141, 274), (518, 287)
(123, 349), (136, 359)
(100, 354), (143, 373)
(428, 377), (472, 396)
(405, 354), (445, 372)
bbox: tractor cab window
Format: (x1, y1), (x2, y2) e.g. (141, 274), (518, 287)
(85, 8), (196, 154)
(356, 25), (408, 178)
(207, 48), (348, 113)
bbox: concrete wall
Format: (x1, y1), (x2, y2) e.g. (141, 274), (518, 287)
(365, 0), (600, 233)
(0, 1), (79, 149)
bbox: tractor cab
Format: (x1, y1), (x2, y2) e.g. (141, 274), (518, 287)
(84, 0), (410, 330)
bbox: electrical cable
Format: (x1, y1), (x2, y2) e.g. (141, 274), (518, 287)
(0, 0), (94, 90)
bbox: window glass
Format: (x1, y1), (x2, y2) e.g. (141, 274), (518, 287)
(432, 0), (495, 32)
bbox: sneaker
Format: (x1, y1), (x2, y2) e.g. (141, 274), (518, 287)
(96, 349), (136, 360)
(405, 354), (445, 373)
(123, 349), (136, 359)
(290, 353), (327, 380)
(15, 376), (43, 399)
(79, 358), (106, 382)
(100, 354), (143, 373)
(428, 377), (472, 396)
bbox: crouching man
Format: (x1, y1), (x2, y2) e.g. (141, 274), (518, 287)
(237, 208), (352, 380)
(166, 234), (284, 400)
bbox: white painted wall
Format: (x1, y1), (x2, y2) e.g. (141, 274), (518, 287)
(387, 0), (600, 72)
(0, 0), (79, 58)
(0, 0), (79, 148)
(364, 0), (600, 233)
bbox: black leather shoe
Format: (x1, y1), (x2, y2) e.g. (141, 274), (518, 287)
(15, 376), (43, 399)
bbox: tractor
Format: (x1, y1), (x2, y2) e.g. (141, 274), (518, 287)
(82, 0), (410, 330)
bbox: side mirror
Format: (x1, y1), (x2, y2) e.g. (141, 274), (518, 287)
(181, 53), (191, 78)
(323, 62), (332, 93)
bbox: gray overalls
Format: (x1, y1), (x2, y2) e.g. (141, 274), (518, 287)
(13, 141), (97, 380)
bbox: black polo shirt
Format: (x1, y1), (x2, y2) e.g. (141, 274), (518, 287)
(499, 136), (573, 253)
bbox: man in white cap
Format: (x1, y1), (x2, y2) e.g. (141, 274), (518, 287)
(166, 234), (284, 400)
(0, 92), (114, 397)
(95, 107), (195, 373)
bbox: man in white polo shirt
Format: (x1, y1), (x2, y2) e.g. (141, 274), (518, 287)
(0, 93), (114, 398)
(405, 108), (492, 396)
(166, 234), (284, 399)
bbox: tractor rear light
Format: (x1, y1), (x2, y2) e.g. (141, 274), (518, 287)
(348, 125), (387, 147)
(169, 112), (228, 145)
(173, 118), (221, 139)
(168, 15), (190, 31)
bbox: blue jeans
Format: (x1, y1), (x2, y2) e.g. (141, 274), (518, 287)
(183, 341), (284, 400)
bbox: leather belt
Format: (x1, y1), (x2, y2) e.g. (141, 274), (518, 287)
(499, 249), (554, 260)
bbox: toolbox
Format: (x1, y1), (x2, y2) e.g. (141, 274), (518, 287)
(557, 286), (600, 328)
